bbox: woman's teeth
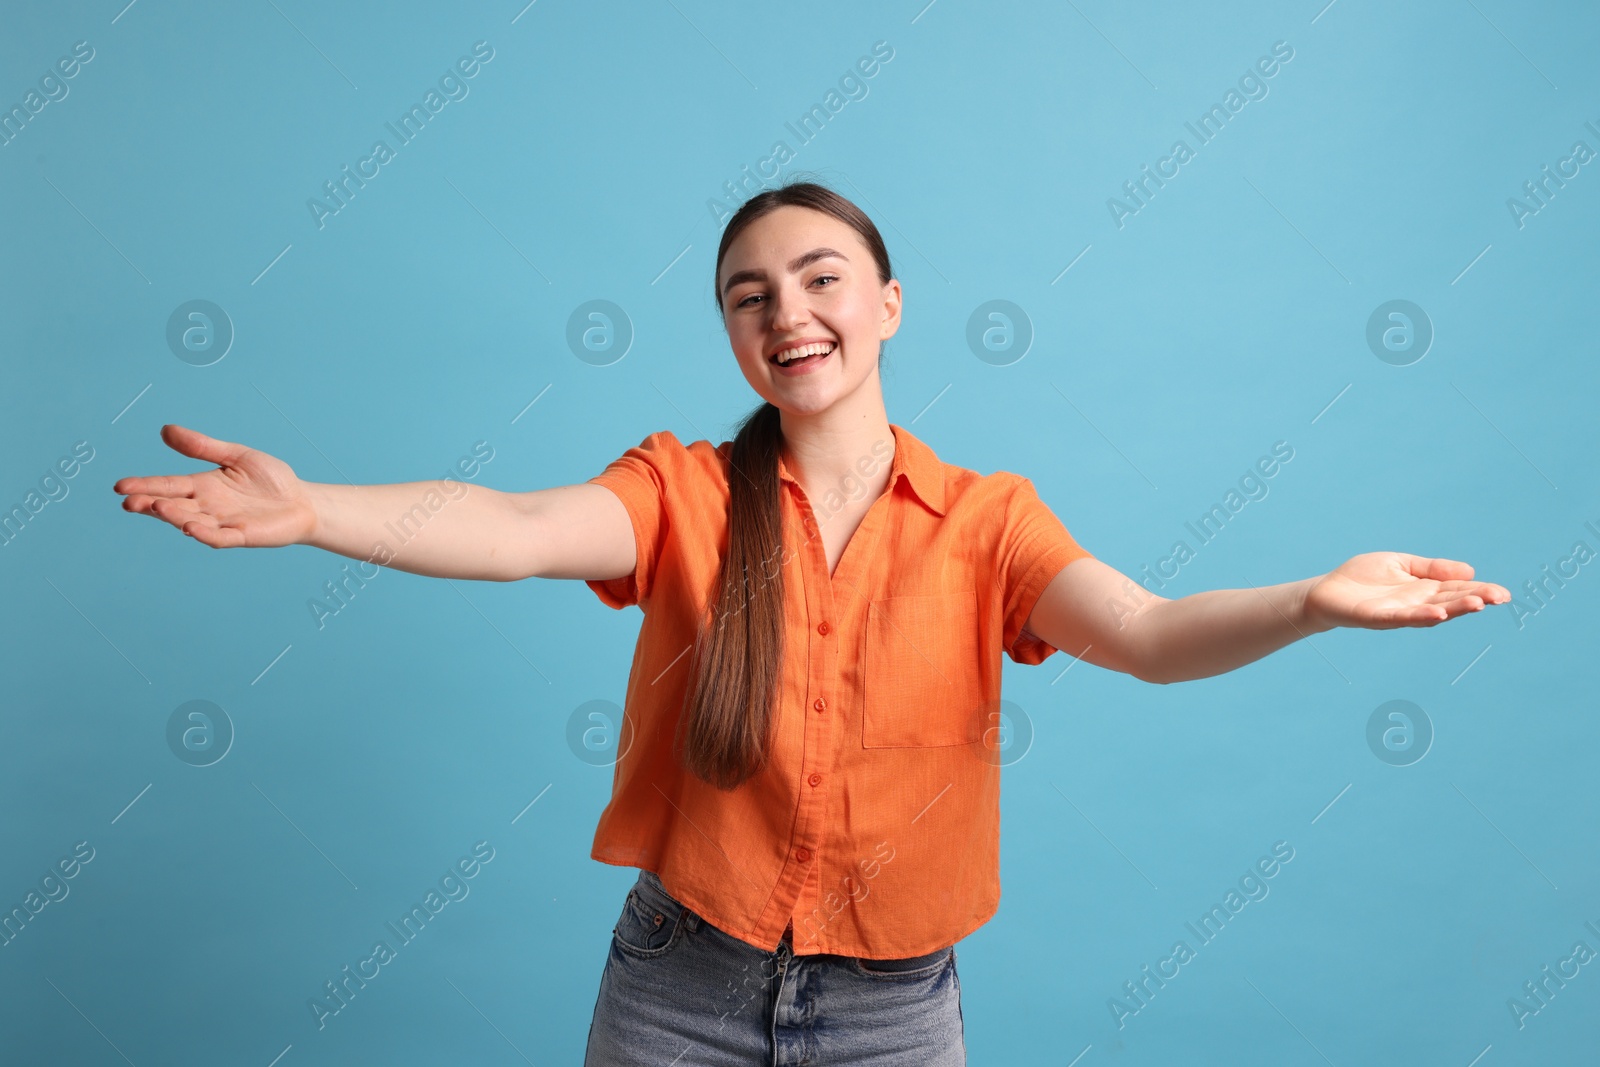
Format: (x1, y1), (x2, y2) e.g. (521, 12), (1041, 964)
(773, 342), (835, 365)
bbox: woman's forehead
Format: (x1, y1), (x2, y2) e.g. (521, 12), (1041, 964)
(723, 210), (859, 271)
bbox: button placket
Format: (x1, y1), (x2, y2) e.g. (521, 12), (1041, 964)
(782, 475), (841, 946)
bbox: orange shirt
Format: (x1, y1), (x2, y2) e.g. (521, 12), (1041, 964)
(585, 422), (1094, 959)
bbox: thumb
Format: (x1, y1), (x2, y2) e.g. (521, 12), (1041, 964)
(160, 424), (249, 469)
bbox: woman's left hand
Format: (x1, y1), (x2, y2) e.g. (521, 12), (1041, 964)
(1303, 552), (1511, 631)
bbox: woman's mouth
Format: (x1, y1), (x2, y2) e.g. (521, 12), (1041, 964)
(770, 341), (836, 375)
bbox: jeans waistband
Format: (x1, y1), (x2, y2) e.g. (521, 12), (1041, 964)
(643, 869), (949, 969)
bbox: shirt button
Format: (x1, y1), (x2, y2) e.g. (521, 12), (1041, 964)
(808, 773), (822, 787)
(813, 697), (826, 713)
(817, 621), (830, 636)
(796, 847), (811, 862)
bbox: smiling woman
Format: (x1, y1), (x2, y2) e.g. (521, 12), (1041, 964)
(113, 173), (1512, 1066)
(570, 180), (1103, 1064)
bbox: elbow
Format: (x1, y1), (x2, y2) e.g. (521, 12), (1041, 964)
(1127, 652), (1173, 685)
(1089, 651), (1166, 685)
(1118, 600), (1173, 684)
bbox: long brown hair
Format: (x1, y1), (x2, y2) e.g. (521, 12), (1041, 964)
(676, 177), (895, 790)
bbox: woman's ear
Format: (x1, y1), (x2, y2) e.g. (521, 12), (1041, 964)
(878, 278), (903, 340)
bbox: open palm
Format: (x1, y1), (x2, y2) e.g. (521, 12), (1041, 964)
(114, 424), (316, 549)
(1304, 552), (1510, 630)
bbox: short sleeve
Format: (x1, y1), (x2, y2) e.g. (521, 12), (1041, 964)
(998, 475), (1094, 664)
(584, 430), (683, 610)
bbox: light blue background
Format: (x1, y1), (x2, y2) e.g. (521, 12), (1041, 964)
(3, 0), (1596, 1063)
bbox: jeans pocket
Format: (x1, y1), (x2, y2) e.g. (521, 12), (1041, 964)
(853, 946), (953, 979)
(612, 872), (689, 960)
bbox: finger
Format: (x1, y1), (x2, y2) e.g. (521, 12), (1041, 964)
(1403, 604), (1451, 626)
(1377, 597), (1451, 626)
(1411, 595), (1486, 625)
(113, 474), (197, 499)
(121, 493), (166, 516)
(159, 424), (250, 469)
(1395, 554), (1475, 582)
(1427, 579), (1510, 604)
(1434, 580), (1511, 604)
(123, 493), (200, 520)
(177, 515), (245, 548)
(148, 497), (209, 529)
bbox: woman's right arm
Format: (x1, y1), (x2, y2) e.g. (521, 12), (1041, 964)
(115, 424), (637, 584)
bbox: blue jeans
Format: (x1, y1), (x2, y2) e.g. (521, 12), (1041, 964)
(584, 869), (967, 1065)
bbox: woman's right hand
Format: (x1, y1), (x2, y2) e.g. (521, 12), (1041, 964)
(114, 424), (318, 549)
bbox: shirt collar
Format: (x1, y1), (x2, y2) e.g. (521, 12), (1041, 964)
(775, 422), (947, 517)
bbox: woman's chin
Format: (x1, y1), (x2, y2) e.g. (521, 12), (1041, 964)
(769, 389), (840, 417)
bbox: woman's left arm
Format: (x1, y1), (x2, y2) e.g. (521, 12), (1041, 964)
(1024, 553), (1512, 685)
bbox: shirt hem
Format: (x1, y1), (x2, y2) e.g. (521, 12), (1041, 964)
(593, 851), (999, 959)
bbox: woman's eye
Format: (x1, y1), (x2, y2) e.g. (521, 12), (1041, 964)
(734, 276), (835, 308)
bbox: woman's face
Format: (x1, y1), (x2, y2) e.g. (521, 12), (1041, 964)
(717, 205), (901, 417)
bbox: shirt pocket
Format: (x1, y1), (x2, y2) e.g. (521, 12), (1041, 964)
(863, 590), (985, 748)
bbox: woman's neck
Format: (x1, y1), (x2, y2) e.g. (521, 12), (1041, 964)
(778, 403), (896, 509)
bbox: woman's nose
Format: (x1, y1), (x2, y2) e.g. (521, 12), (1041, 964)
(768, 291), (809, 330)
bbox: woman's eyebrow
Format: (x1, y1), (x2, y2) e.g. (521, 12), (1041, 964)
(721, 247), (849, 297)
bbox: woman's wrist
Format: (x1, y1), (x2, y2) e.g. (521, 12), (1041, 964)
(296, 481), (329, 548)
(1295, 574), (1334, 635)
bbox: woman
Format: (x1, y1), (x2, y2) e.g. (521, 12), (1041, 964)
(115, 179), (1509, 1064)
